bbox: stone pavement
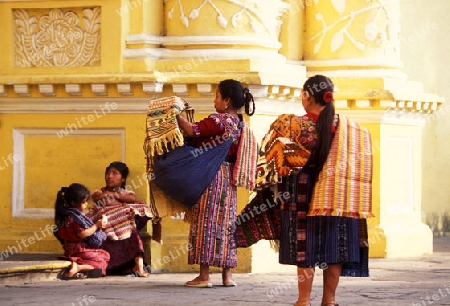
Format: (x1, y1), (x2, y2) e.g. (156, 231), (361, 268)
(1, 236), (450, 306)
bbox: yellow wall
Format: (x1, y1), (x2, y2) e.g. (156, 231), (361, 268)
(400, 0), (450, 235)
(0, 113), (148, 253)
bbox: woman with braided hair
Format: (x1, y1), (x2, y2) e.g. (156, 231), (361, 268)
(234, 75), (373, 305)
(176, 79), (258, 288)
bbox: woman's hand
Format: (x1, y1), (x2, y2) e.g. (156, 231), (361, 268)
(91, 190), (103, 202)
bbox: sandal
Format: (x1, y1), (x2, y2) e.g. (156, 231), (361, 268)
(294, 301), (311, 306)
(223, 280), (237, 287)
(84, 269), (103, 278)
(134, 271), (150, 278)
(62, 272), (87, 280)
(184, 277), (213, 288)
(322, 302), (339, 306)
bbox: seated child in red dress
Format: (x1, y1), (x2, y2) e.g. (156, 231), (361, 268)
(54, 183), (110, 279)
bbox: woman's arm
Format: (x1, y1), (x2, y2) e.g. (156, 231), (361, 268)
(112, 190), (136, 204)
(176, 114), (194, 137)
(91, 190), (118, 207)
(92, 189), (136, 206)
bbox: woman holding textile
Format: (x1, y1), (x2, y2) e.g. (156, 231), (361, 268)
(176, 79), (257, 288)
(54, 183), (110, 280)
(235, 75), (373, 306)
(91, 161), (151, 277)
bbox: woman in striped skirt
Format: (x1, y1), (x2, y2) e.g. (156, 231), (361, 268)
(176, 79), (256, 288)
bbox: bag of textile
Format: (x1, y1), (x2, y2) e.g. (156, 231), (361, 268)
(152, 138), (233, 208)
(144, 96), (189, 173)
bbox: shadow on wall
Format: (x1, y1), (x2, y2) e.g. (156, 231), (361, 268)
(427, 211), (450, 236)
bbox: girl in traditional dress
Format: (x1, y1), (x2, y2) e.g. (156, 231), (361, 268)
(54, 183), (110, 279)
(176, 79), (256, 288)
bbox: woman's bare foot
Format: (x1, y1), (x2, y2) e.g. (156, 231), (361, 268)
(222, 268), (236, 286)
(133, 255), (150, 277)
(65, 262), (78, 278)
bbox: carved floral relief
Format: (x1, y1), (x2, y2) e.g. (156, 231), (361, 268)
(14, 8), (101, 67)
(166, 0), (275, 36)
(309, 0), (400, 56)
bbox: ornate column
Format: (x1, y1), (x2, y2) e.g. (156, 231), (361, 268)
(152, 0), (305, 86)
(163, 0), (286, 60)
(303, 0), (443, 257)
(304, 0), (402, 77)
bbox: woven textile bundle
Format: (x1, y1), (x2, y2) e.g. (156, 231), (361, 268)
(87, 204), (153, 241)
(308, 115), (374, 218)
(144, 96), (188, 172)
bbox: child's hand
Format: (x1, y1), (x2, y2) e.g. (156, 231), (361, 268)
(95, 216), (107, 229)
(101, 215), (108, 227)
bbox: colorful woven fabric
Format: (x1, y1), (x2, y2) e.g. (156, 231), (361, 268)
(87, 204), (152, 241)
(233, 188), (282, 248)
(231, 122), (258, 190)
(255, 114), (317, 189)
(308, 115), (374, 218)
(144, 96), (188, 172)
(188, 163), (238, 268)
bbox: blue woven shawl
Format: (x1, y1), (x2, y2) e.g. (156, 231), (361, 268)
(66, 207), (106, 248)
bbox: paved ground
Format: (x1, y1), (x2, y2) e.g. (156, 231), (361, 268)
(1, 237), (450, 306)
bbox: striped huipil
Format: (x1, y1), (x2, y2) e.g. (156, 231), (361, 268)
(187, 113), (241, 268)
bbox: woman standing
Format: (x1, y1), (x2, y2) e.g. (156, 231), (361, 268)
(235, 75), (373, 305)
(176, 79), (257, 288)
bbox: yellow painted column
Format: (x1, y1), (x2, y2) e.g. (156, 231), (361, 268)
(278, 0), (304, 62)
(123, 0), (163, 73)
(304, 0), (402, 73)
(155, 0), (305, 86)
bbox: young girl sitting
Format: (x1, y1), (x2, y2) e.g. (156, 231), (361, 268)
(54, 183), (110, 279)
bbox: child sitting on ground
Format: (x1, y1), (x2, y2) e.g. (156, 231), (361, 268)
(54, 183), (110, 280)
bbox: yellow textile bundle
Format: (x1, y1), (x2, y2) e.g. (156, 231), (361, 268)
(143, 96), (188, 172)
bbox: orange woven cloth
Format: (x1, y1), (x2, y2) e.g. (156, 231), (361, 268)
(255, 114), (316, 189)
(87, 204), (153, 241)
(308, 115), (374, 218)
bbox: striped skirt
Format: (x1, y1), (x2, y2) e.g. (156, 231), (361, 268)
(187, 162), (237, 268)
(279, 171), (369, 277)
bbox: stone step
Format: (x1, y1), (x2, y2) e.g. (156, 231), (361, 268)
(0, 253), (70, 285)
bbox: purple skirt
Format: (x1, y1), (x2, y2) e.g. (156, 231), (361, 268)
(100, 228), (145, 275)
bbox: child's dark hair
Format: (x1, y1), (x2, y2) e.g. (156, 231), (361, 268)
(218, 79), (255, 116)
(105, 161), (129, 188)
(54, 183), (90, 226)
(303, 75), (336, 179)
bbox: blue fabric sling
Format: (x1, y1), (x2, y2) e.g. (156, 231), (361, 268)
(152, 138), (233, 208)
